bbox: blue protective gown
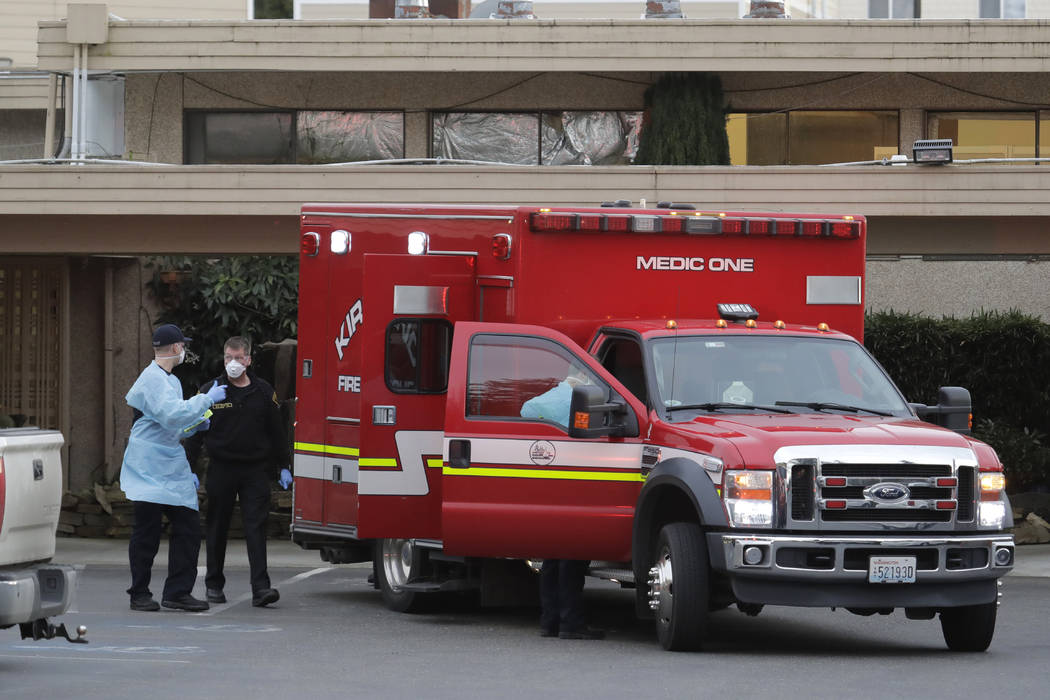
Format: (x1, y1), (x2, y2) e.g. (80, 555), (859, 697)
(120, 361), (213, 510)
(520, 380), (573, 428)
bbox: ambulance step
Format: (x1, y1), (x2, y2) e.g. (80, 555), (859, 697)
(589, 567), (635, 585)
(400, 578), (474, 593)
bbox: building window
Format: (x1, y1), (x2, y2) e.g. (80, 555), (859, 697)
(726, 111), (899, 165)
(869, 0), (920, 17)
(928, 112), (1042, 161)
(184, 111), (404, 164)
(431, 111), (642, 165)
(979, 0), (1025, 17)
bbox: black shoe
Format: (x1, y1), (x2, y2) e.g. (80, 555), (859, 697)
(206, 588), (226, 604)
(130, 596), (160, 612)
(559, 627), (605, 640)
(540, 627), (559, 638)
(161, 594), (210, 612)
(252, 588), (280, 607)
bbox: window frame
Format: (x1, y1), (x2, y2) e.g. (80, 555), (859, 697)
(726, 109), (901, 165)
(979, 0), (1026, 17)
(183, 108), (407, 165)
(926, 110), (1042, 161)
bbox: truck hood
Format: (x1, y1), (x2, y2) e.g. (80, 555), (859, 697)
(663, 413), (976, 467)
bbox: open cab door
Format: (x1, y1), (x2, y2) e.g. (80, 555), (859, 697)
(442, 322), (648, 562)
(357, 254), (476, 539)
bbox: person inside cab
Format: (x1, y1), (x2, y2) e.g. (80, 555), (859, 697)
(519, 364), (591, 428)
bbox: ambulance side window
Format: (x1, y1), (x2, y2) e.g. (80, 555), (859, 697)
(466, 333), (605, 430)
(385, 319), (453, 394)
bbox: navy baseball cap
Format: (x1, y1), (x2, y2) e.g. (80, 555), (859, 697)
(152, 323), (192, 347)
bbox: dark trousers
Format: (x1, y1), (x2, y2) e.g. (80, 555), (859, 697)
(127, 501), (201, 601)
(539, 559), (588, 633)
(206, 461), (271, 594)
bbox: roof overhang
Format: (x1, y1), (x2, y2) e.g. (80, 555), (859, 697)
(36, 19), (1050, 74)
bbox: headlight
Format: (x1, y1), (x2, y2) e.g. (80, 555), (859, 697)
(978, 501), (1006, 529)
(724, 470), (774, 528)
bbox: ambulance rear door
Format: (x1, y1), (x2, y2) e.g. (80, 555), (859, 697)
(356, 253), (477, 539)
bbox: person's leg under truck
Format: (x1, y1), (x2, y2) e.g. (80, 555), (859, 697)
(539, 559), (561, 633)
(238, 465), (272, 593)
(127, 501), (163, 598)
(205, 463), (239, 591)
(162, 504), (202, 600)
(558, 559), (588, 631)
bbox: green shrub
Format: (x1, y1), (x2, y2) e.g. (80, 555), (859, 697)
(865, 310), (1050, 492)
(634, 73), (730, 166)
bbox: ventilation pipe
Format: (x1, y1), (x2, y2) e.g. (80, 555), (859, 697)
(490, 0), (536, 18)
(746, 0), (788, 17)
(644, 0), (684, 18)
(394, 0), (430, 18)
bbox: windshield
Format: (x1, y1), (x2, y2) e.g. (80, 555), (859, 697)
(649, 335), (910, 417)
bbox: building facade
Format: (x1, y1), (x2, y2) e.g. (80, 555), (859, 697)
(1, 7), (1049, 488)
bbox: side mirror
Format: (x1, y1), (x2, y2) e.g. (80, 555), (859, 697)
(909, 386), (972, 436)
(567, 384), (637, 439)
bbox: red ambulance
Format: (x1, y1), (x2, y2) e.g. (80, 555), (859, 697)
(291, 203), (1014, 651)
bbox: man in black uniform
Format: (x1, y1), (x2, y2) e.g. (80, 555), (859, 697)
(185, 336), (292, 608)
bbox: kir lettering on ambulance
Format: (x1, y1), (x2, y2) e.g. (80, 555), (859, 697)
(636, 256), (754, 272)
(334, 299), (363, 361)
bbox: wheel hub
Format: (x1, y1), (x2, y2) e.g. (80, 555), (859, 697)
(648, 548), (673, 616)
(382, 538), (414, 591)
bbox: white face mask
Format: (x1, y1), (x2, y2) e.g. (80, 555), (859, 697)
(159, 345), (185, 365)
(176, 348), (186, 366)
(225, 360), (246, 379)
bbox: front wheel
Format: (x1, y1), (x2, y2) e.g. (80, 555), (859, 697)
(648, 522), (709, 651)
(374, 538), (427, 613)
(940, 601), (997, 652)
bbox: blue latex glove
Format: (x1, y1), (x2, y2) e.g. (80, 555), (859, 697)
(279, 468), (293, 490)
(191, 473), (200, 490)
(205, 381), (227, 404)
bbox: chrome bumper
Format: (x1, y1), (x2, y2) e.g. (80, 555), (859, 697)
(710, 533), (1014, 583)
(0, 565), (78, 627)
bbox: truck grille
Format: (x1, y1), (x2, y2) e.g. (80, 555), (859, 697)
(786, 458), (969, 527)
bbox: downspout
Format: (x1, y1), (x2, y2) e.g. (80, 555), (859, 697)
(71, 45), (79, 159)
(104, 260), (116, 482)
(44, 73), (57, 158)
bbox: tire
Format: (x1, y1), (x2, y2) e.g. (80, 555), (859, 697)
(940, 602), (997, 652)
(374, 538), (427, 613)
(648, 522), (709, 651)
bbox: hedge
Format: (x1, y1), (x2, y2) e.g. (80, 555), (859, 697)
(864, 310), (1050, 492)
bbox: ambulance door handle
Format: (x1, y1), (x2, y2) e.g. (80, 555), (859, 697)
(449, 439), (471, 468)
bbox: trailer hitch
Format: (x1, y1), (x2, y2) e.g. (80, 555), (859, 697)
(19, 618), (89, 644)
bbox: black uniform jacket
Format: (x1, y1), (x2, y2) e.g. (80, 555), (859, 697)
(185, 372), (290, 476)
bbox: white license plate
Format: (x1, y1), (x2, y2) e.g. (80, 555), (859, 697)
(868, 556), (917, 584)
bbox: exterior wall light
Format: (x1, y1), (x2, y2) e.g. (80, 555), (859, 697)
(913, 139), (953, 164)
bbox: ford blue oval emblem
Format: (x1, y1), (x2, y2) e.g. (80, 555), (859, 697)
(866, 482), (909, 503)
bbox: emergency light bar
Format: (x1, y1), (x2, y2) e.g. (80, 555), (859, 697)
(717, 304), (759, 322)
(529, 212), (860, 239)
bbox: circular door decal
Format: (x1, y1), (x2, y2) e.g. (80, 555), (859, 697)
(529, 440), (557, 466)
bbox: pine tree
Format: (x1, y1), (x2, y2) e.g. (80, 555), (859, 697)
(635, 73), (729, 166)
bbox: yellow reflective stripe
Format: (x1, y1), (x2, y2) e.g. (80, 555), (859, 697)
(294, 442), (360, 457)
(442, 467), (644, 482)
(426, 458), (444, 469)
(359, 457), (398, 467)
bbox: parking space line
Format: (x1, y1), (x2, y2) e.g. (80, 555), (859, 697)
(0, 653), (190, 664)
(196, 566), (333, 616)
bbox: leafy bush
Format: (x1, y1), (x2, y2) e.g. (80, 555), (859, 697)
(145, 255), (298, 393)
(865, 310), (1050, 492)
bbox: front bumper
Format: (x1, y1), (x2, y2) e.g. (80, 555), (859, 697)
(708, 532), (1014, 608)
(0, 565), (78, 628)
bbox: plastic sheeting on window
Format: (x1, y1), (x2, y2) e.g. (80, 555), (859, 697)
(297, 111), (404, 164)
(432, 113), (539, 164)
(541, 111), (642, 165)
(432, 111), (642, 165)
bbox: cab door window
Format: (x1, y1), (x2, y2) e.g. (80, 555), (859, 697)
(598, 337), (648, 406)
(466, 334), (606, 430)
